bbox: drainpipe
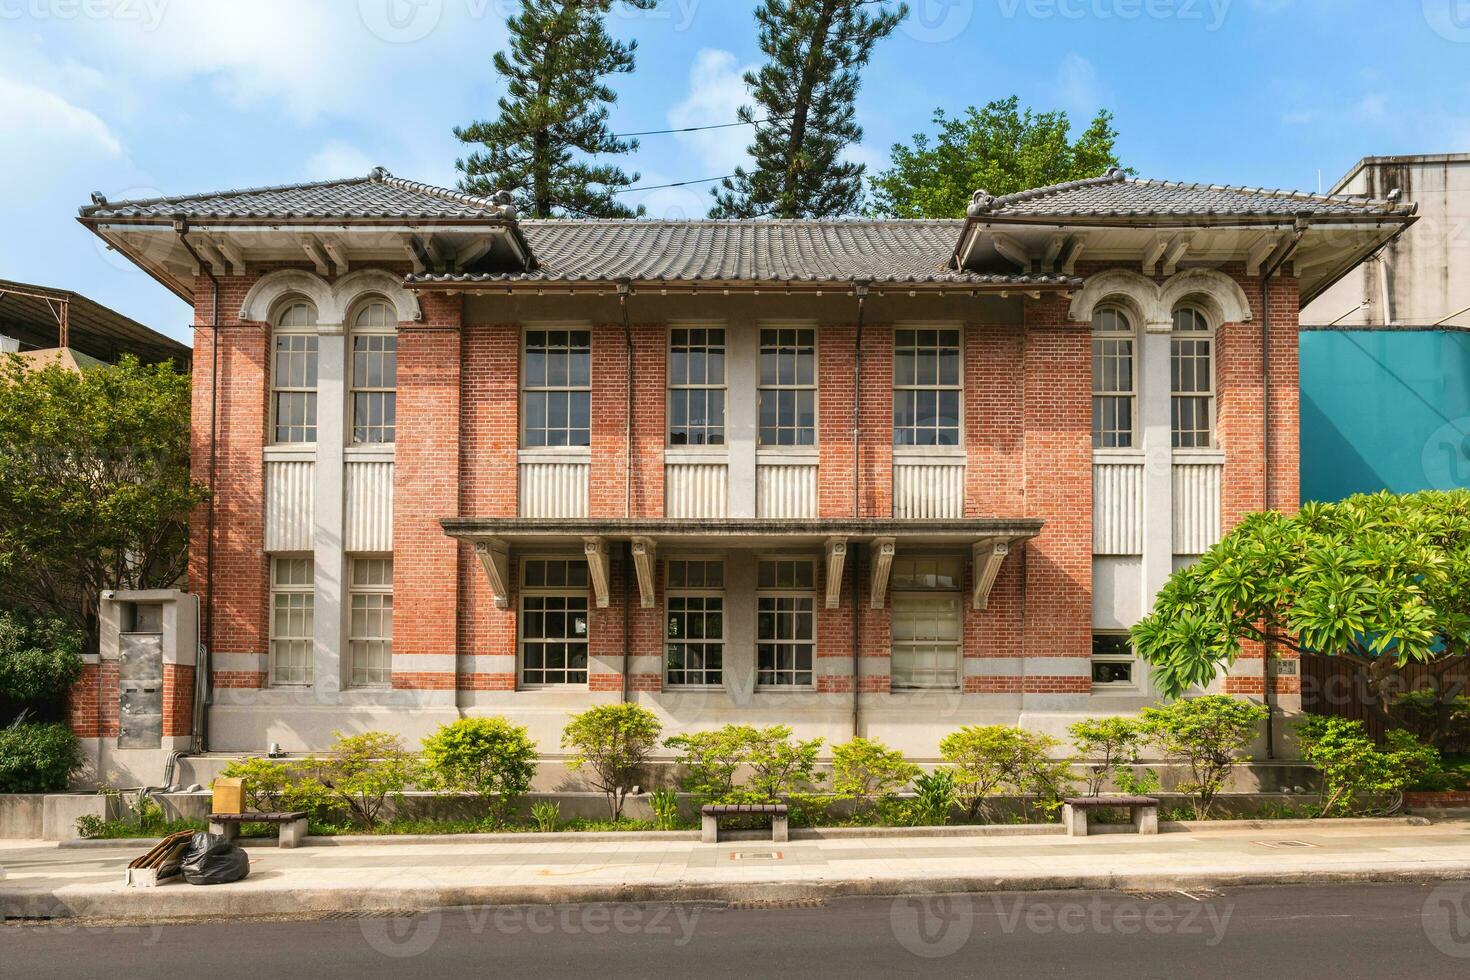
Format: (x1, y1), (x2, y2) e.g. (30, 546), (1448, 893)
(851, 282), (869, 738)
(619, 281), (634, 701)
(176, 222), (218, 754)
(1258, 217), (1309, 760)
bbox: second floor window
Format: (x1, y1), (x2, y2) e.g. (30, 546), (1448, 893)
(523, 330), (591, 448)
(350, 301), (397, 445)
(669, 326), (725, 446)
(893, 328), (961, 446)
(1092, 306), (1135, 449)
(1171, 307), (1215, 448)
(665, 559), (724, 688)
(272, 301), (318, 444)
(758, 328), (816, 446)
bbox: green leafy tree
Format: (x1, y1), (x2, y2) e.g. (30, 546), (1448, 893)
(1131, 492), (1470, 738)
(0, 355), (207, 648)
(420, 717), (539, 827)
(1296, 716), (1439, 816)
(0, 722), (83, 792)
(562, 703), (662, 820)
(831, 736), (919, 801)
(1068, 716), (1156, 798)
(312, 731), (416, 829)
(744, 725), (824, 802)
(454, 0), (654, 218)
(939, 725), (1073, 822)
(666, 725), (758, 803)
(0, 609), (83, 722)
(711, 0), (908, 218)
(868, 97), (1125, 218)
(1140, 696), (1268, 819)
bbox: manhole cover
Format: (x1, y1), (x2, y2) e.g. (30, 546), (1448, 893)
(727, 898), (825, 910)
(1255, 840), (1318, 848)
(728, 851), (783, 861)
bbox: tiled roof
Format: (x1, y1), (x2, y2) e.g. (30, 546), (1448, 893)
(411, 219), (1072, 285)
(78, 168), (517, 222)
(966, 168), (1417, 220)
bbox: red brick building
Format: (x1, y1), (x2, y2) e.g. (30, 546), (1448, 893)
(77, 168), (1415, 762)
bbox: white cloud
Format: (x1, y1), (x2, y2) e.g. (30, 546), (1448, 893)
(0, 76), (122, 167)
(1053, 53), (1106, 118)
(1355, 94), (1390, 126)
(306, 140), (377, 180)
(668, 49), (756, 175)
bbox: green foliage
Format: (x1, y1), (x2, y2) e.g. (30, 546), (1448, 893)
(1068, 716), (1155, 797)
(531, 800), (561, 833)
(711, 0), (907, 218)
(1296, 716), (1439, 815)
(0, 355), (207, 639)
(869, 97), (1125, 218)
(1132, 492), (1470, 717)
(744, 726), (825, 802)
(454, 0), (655, 217)
(666, 724), (824, 804)
(1140, 696), (1268, 819)
(908, 768), (957, 827)
(215, 757), (330, 816)
(0, 608), (83, 717)
(664, 725), (754, 802)
(831, 736), (920, 802)
(311, 731), (416, 830)
(1390, 691), (1470, 753)
(420, 717), (538, 827)
(649, 788), (681, 830)
(0, 722), (83, 792)
(562, 703), (662, 820)
(939, 725), (1073, 822)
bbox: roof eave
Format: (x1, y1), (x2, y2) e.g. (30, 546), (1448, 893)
(403, 277), (1080, 294)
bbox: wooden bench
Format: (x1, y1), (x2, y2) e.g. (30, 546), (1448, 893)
(701, 804), (789, 844)
(208, 811), (309, 848)
(1061, 796), (1159, 837)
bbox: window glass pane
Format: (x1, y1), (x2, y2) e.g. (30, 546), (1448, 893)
(670, 327), (727, 446)
(893, 328), (961, 446)
(756, 561), (816, 687)
(890, 592), (961, 690)
(523, 332), (591, 448)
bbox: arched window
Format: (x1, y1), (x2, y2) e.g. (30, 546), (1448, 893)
(349, 299), (397, 444)
(272, 300), (319, 444)
(1171, 306), (1214, 448)
(1091, 305), (1135, 449)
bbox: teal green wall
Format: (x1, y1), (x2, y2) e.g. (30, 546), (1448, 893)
(1300, 330), (1470, 503)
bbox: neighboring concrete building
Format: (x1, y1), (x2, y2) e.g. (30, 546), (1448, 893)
(72, 167), (1412, 773)
(0, 277), (189, 369)
(1300, 154), (1470, 502)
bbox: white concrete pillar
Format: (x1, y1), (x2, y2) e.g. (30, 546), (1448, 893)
(1139, 321), (1174, 607)
(725, 319), (758, 518)
(723, 551), (757, 704)
(312, 326), (346, 703)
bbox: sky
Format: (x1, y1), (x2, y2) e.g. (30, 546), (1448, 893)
(4, 0), (1470, 347)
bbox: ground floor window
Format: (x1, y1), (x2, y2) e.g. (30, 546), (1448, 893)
(348, 557), (392, 688)
(890, 556), (963, 690)
(269, 556), (313, 687)
(521, 558), (589, 686)
(757, 559), (816, 688)
(665, 559), (724, 687)
(1091, 632), (1137, 689)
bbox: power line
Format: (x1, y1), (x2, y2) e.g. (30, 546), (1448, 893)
(614, 175), (735, 194)
(611, 118), (772, 139)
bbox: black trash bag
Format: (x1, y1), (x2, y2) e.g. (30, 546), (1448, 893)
(180, 832), (250, 886)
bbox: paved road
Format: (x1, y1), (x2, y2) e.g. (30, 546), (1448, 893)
(6, 882), (1470, 978)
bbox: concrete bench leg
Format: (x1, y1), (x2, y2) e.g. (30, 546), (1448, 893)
(701, 813), (718, 844)
(1062, 804), (1089, 837)
(1133, 805), (1159, 835)
(772, 815), (788, 844)
(279, 817), (308, 848)
(208, 820), (239, 841)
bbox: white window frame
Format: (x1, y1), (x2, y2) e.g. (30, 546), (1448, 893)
(521, 328), (592, 449)
(888, 556), (964, 691)
(757, 326), (818, 448)
(348, 556), (393, 688)
(1170, 306), (1216, 449)
(663, 558), (725, 689)
(518, 556), (590, 687)
(271, 300), (319, 445)
(348, 298), (397, 446)
(269, 555), (314, 688)
(1091, 631), (1140, 692)
(1091, 305), (1136, 450)
(892, 326), (963, 447)
(667, 324), (727, 447)
(756, 557), (817, 690)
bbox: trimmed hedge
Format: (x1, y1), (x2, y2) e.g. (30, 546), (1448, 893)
(0, 722), (83, 792)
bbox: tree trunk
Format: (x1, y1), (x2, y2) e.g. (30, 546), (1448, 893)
(780, 0), (837, 216)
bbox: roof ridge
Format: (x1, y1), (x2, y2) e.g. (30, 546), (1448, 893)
(372, 168), (517, 217)
(79, 173), (373, 216)
(517, 217), (966, 227)
(1126, 175), (1400, 208)
(968, 169), (1128, 216)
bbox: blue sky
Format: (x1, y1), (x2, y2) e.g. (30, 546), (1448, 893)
(4, 0), (1470, 346)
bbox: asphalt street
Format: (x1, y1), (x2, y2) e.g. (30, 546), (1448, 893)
(5, 881), (1470, 979)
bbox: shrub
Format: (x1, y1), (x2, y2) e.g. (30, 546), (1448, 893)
(216, 756), (331, 816)
(1389, 691), (1470, 754)
(531, 800), (561, 833)
(312, 731), (416, 829)
(831, 737), (920, 804)
(562, 703), (662, 821)
(666, 724), (825, 804)
(650, 788), (681, 830)
(909, 768), (957, 826)
(421, 717), (538, 827)
(0, 610), (84, 716)
(0, 722), (82, 792)
(1068, 716), (1156, 797)
(1296, 716), (1439, 816)
(939, 725), (1073, 822)
(745, 726), (824, 802)
(665, 725), (756, 802)
(1140, 695), (1268, 819)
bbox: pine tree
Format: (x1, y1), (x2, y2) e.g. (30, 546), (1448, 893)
(710, 0), (907, 219)
(454, 0), (654, 218)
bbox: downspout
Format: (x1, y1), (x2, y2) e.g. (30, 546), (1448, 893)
(619, 281), (634, 701)
(851, 282), (869, 738)
(1258, 217), (1309, 760)
(177, 222), (218, 754)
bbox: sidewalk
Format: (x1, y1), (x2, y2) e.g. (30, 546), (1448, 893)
(4, 818), (1470, 923)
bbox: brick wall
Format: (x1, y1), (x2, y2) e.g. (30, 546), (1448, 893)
(66, 663), (119, 739)
(163, 664), (195, 737)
